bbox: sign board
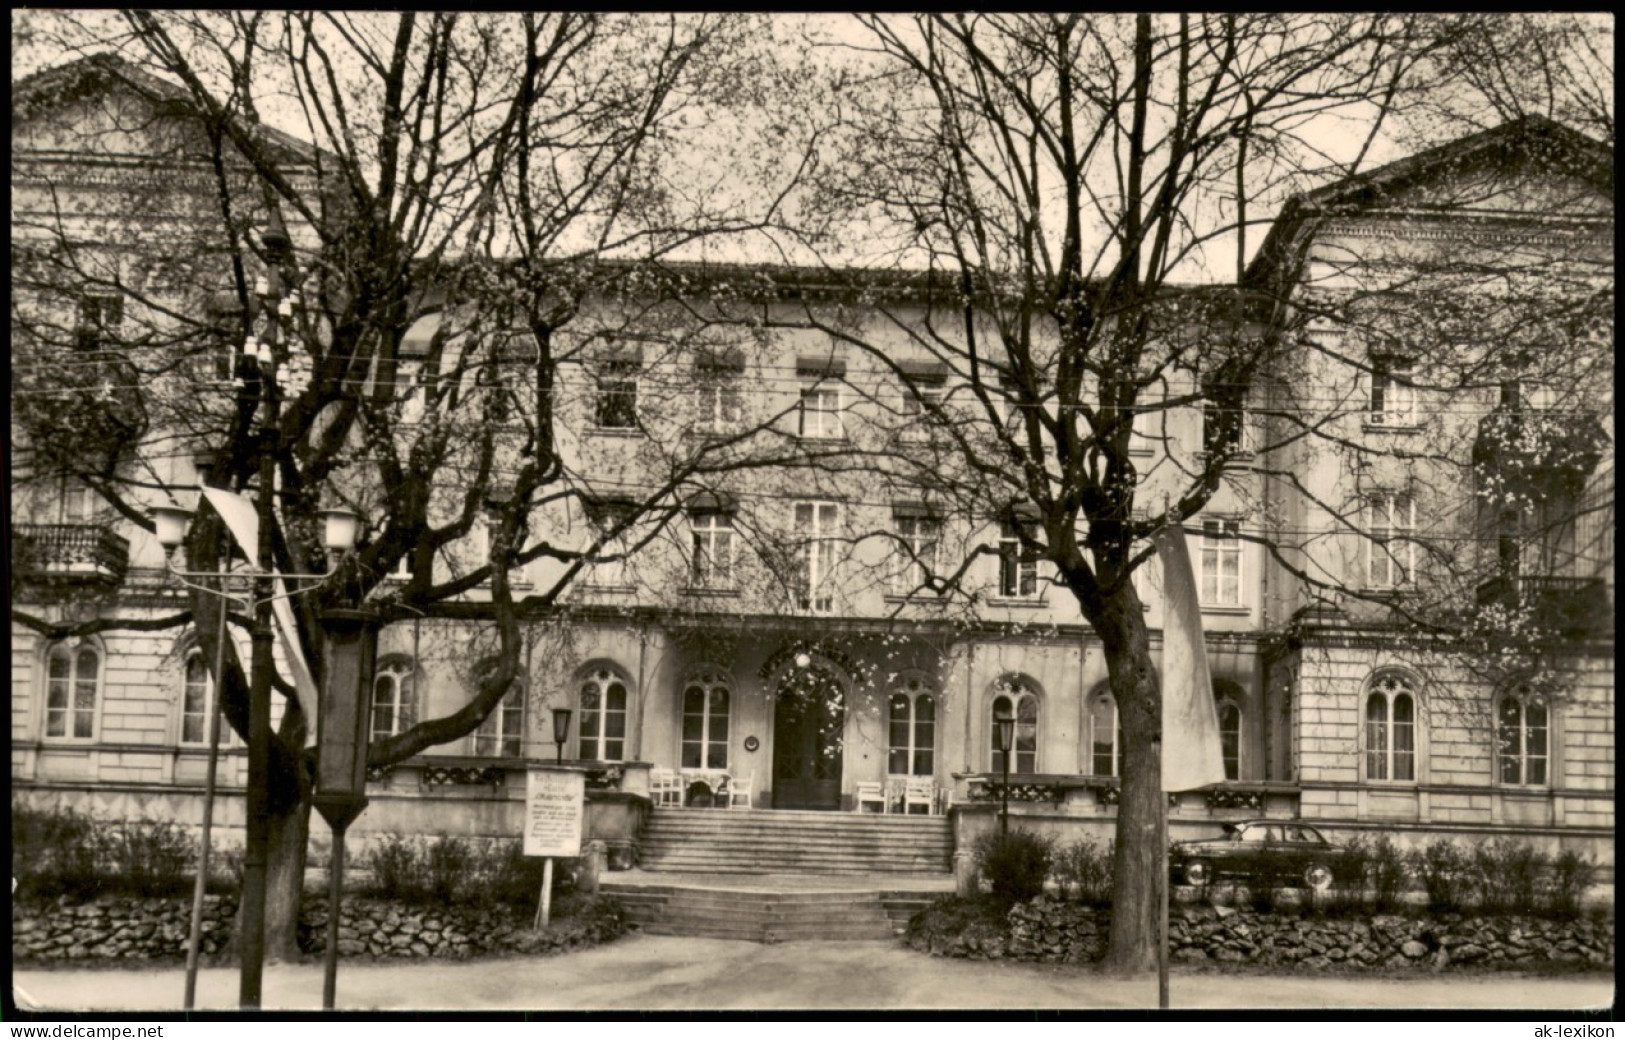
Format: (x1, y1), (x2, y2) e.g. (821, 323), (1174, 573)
(524, 769), (584, 858)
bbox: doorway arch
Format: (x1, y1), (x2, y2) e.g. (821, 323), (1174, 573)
(771, 665), (846, 810)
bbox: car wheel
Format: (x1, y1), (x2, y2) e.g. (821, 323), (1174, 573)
(1183, 859), (1213, 887)
(1303, 862), (1333, 892)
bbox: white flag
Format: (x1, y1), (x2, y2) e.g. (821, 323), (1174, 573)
(200, 486), (319, 740)
(1153, 523), (1227, 792)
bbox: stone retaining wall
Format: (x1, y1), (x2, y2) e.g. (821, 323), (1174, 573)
(12, 894), (626, 963)
(920, 895), (1613, 970)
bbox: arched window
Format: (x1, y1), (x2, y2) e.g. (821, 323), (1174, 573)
(1218, 700), (1242, 781)
(578, 667), (629, 762)
(682, 673), (730, 770)
(180, 652), (214, 745)
(371, 658), (416, 742)
(44, 642), (99, 741)
(991, 678), (1038, 773)
(1497, 686), (1548, 786)
(1365, 672), (1417, 782)
(1089, 688), (1123, 777)
(888, 676), (936, 777)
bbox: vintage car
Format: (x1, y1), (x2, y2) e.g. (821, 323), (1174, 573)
(1170, 820), (1345, 891)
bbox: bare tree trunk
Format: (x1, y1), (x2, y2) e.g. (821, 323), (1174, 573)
(1096, 591), (1162, 974)
(234, 796), (311, 963)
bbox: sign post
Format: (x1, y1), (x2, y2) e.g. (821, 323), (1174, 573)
(524, 768), (584, 929)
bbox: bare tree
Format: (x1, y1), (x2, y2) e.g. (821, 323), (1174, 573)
(11, 11), (813, 957)
(732, 13), (1611, 971)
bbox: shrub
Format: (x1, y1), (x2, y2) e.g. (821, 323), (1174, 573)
(361, 835), (422, 902)
(1410, 838), (1468, 913)
(1547, 849), (1598, 919)
(424, 835), (472, 904)
(1470, 837), (1545, 915)
(974, 828), (1054, 904)
(12, 804), (103, 900)
(1051, 836), (1113, 906)
(1367, 835), (1410, 913)
(13, 804), (198, 900)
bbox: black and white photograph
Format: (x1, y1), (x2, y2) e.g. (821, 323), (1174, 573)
(8, 11), (1614, 1019)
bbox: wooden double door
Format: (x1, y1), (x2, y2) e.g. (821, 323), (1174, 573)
(771, 667), (845, 810)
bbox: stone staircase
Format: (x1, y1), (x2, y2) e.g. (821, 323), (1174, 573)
(599, 807), (956, 941)
(635, 806), (955, 875)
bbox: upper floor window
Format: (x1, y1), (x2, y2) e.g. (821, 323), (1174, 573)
(682, 673), (730, 770)
(991, 678), (1039, 773)
(1497, 686), (1548, 786)
(76, 293), (124, 351)
(594, 361), (640, 429)
(57, 479), (95, 523)
(1199, 519), (1243, 606)
(694, 346), (745, 434)
(998, 519), (1040, 599)
(888, 677), (936, 776)
(793, 501), (839, 613)
(371, 657), (416, 742)
(690, 511), (736, 589)
(898, 364), (948, 441)
(1364, 672), (1417, 782)
(578, 667), (629, 762)
(1369, 356), (1416, 426)
(1201, 401), (1246, 456)
(1367, 492), (1415, 589)
(799, 383), (843, 439)
(1089, 688), (1123, 777)
(892, 511), (940, 596)
(585, 499), (635, 588)
(44, 642), (99, 741)
(180, 652), (215, 746)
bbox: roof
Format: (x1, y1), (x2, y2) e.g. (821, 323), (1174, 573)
(1246, 115), (1614, 290)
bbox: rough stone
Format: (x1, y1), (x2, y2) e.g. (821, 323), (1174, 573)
(1402, 941), (1428, 959)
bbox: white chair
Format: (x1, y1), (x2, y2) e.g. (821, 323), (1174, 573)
(649, 767), (683, 808)
(855, 781), (887, 813)
(903, 777), (936, 815)
(726, 769), (753, 808)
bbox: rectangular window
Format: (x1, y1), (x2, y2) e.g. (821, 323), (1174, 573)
(690, 512), (735, 588)
(79, 293), (124, 329)
(998, 520), (1039, 599)
(1370, 357), (1416, 426)
(892, 514), (940, 595)
(794, 501), (839, 613)
(695, 379), (743, 434)
(799, 383), (843, 439)
(1367, 492), (1415, 589)
(594, 362), (639, 429)
(899, 378), (947, 440)
(1199, 519), (1243, 606)
(1202, 402), (1246, 455)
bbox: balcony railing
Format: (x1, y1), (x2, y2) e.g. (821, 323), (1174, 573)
(1475, 574), (1611, 639)
(12, 523), (130, 588)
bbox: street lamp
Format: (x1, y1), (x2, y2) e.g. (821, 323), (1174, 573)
(551, 706), (573, 765)
(994, 711), (1016, 838)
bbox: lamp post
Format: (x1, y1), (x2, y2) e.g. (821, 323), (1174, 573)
(994, 711), (1015, 838)
(312, 608), (378, 1010)
(551, 707), (573, 765)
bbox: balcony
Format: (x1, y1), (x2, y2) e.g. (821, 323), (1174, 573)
(1472, 410), (1609, 496)
(11, 523), (131, 589)
(1475, 574), (1611, 640)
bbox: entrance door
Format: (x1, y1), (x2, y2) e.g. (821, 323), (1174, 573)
(771, 667), (844, 810)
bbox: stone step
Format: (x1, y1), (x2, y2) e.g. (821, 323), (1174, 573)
(637, 856), (950, 875)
